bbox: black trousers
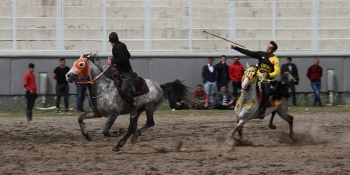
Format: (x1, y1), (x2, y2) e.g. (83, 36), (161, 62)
(232, 81), (242, 103)
(56, 83), (69, 109)
(214, 104), (232, 110)
(120, 75), (135, 108)
(289, 83), (297, 105)
(172, 103), (189, 110)
(26, 91), (37, 120)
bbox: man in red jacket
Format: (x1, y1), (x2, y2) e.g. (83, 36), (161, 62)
(229, 56), (244, 105)
(23, 63), (37, 123)
(307, 58), (323, 107)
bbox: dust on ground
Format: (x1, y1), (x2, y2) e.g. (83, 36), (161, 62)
(1, 111), (350, 174)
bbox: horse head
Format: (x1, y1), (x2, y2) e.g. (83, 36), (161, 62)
(241, 66), (258, 92)
(281, 72), (296, 84)
(66, 53), (96, 83)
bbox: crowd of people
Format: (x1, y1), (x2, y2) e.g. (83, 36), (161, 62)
(170, 55), (324, 111)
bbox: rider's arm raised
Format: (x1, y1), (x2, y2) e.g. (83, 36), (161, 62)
(231, 45), (261, 60)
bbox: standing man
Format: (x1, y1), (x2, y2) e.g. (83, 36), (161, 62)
(307, 58), (323, 107)
(53, 58), (71, 112)
(201, 57), (216, 104)
(281, 57), (299, 106)
(229, 56), (244, 105)
(107, 32), (136, 118)
(76, 80), (87, 112)
(215, 55), (229, 90)
(231, 41), (280, 118)
(23, 63), (37, 123)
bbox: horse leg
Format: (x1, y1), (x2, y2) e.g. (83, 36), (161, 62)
(277, 109), (297, 142)
(221, 119), (246, 147)
(131, 108), (154, 144)
(78, 111), (102, 141)
(112, 110), (141, 152)
(268, 111), (277, 129)
(237, 120), (243, 139)
(103, 114), (122, 137)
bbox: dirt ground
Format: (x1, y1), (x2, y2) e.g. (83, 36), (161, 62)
(1, 110), (350, 175)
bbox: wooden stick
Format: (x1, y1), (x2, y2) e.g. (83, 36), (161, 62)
(203, 30), (246, 48)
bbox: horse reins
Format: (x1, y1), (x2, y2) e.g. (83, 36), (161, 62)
(76, 65), (110, 84)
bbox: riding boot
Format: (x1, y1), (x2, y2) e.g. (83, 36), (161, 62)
(259, 81), (270, 119)
(124, 91), (136, 119)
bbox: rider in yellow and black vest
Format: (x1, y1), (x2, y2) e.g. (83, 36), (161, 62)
(231, 41), (280, 118)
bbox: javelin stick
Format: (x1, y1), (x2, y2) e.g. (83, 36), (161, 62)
(203, 30), (246, 48)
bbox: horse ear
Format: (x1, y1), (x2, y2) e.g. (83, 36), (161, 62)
(86, 54), (94, 62)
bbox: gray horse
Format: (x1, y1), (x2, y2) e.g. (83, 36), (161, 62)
(66, 54), (197, 152)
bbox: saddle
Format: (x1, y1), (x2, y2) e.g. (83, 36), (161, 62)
(257, 81), (290, 108)
(113, 72), (149, 97)
(258, 90), (281, 107)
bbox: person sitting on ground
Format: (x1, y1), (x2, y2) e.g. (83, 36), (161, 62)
(192, 84), (209, 110)
(169, 79), (190, 110)
(214, 85), (234, 110)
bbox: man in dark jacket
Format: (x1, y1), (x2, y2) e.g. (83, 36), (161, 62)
(107, 32), (136, 118)
(281, 57), (299, 106)
(215, 55), (230, 91)
(201, 57), (216, 104)
(214, 85), (234, 110)
(307, 58), (323, 107)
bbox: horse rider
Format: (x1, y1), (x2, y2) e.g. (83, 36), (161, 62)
(231, 41), (280, 118)
(107, 32), (136, 118)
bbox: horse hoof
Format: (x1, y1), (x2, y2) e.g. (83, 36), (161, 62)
(85, 133), (92, 141)
(269, 125), (277, 130)
(112, 145), (120, 152)
(291, 137), (297, 142)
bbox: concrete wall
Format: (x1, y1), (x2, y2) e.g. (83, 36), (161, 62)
(1, 55), (349, 96)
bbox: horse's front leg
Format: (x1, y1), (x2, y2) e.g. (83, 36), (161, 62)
(78, 111), (101, 141)
(237, 119), (243, 139)
(112, 111), (141, 152)
(268, 111), (277, 129)
(222, 118), (247, 145)
(103, 114), (124, 137)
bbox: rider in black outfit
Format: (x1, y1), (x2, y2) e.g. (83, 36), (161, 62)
(107, 32), (136, 118)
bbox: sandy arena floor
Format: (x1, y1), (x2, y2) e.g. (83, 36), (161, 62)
(1, 111), (350, 174)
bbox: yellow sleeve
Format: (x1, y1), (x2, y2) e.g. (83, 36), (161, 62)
(268, 56), (280, 79)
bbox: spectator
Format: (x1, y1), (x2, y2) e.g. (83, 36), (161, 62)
(214, 85), (234, 110)
(201, 57), (216, 104)
(215, 55), (229, 90)
(169, 80), (190, 110)
(307, 58), (323, 107)
(229, 56), (244, 105)
(192, 84), (209, 110)
(23, 63), (37, 123)
(53, 58), (71, 112)
(281, 57), (299, 106)
(76, 79), (87, 112)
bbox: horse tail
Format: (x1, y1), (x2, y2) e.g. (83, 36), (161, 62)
(160, 80), (199, 105)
